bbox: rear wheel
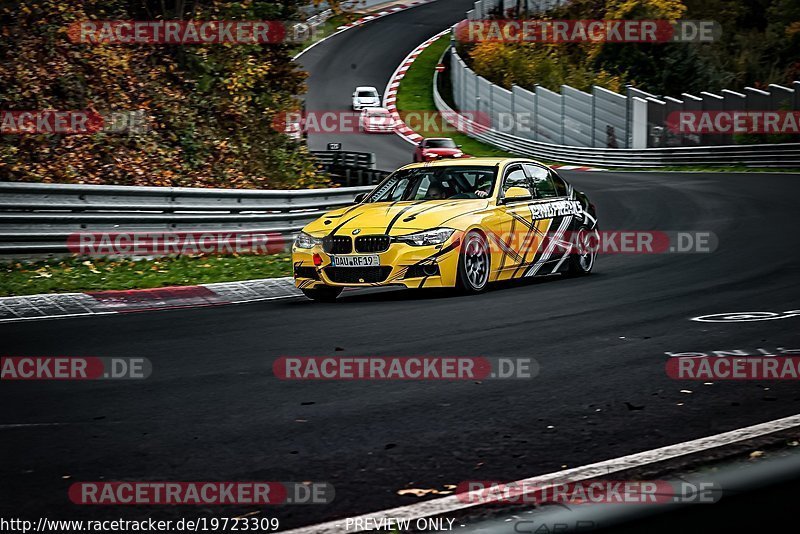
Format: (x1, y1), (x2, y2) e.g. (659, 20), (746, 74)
(456, 231), (490, 293)
(567, 226), (598, 276)
(301, 286), (343, 302)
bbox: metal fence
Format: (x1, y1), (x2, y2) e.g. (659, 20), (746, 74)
(457, 0), (800, 149)
(0, 181), (373, 257)
(436, 62), (800, 166)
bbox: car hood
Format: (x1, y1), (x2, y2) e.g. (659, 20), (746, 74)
(304, 199), (491, 236)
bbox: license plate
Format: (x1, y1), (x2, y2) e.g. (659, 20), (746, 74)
(331, 255), (380, 267)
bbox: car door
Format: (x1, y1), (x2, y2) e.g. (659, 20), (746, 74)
(484, 163), (538, 280)
(522, 163), (576, 275)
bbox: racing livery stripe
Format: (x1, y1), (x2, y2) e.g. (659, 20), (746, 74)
(401, 200), (463, 222)
(524, 214), (572, 277)
(385, 202), (424, 233)
(329, 212), (364, 236)
(511, 217), (550, 279)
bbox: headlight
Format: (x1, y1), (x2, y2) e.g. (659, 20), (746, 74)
(294, 232), (321, 249)
(453, 152), (463, 158)
(395, 228), (455, 246)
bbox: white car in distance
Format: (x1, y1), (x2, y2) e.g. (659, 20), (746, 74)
(352, 86), (381, 111)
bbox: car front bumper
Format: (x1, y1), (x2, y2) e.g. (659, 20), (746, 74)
(292, 239), (460, 289)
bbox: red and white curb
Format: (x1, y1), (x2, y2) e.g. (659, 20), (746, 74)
(337, 0), (438, 30)
(293, 0), (441, 61)
(383, 29), (451, 145)
(0, 278), (302, 323)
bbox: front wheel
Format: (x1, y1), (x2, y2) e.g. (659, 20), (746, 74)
(567, 226), (598, 276)
(456, 230), (491, 293)
(301, 286), (343, 302)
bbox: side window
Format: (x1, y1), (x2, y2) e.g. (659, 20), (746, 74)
(552, 172), (568, 196)
(524, 164), (557, 198)
(502, 165), (531, 195)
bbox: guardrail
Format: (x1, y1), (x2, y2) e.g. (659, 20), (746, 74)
(311, 151), (376, 168)
(435, 50), (800, 167)
(0, 181), (374, 257)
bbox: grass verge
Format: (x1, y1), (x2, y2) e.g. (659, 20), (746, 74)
(0, 254), (293, 297)
(395, 35), (517, 159)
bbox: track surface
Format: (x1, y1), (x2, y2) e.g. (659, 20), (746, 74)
(299, 0), (477, 170)
(3, 170), (800, 528)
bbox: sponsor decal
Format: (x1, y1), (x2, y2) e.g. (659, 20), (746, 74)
(529, 200), (582, 219)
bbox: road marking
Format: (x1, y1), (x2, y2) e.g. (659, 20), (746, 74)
(281, 412), (800, 534)
(691, 310), (800, 323)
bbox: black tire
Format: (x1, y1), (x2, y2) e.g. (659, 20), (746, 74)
(456, 230), (491, 293)
(567, 226), (598, 276)
(301, 286), (343, 302)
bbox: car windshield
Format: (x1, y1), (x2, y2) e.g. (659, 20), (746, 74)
(365, 166), (497, 202)
(357, 90), (378, 98)
(424, 139), (457, 148)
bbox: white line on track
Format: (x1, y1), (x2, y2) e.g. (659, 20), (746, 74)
(281, 412), (800, 534)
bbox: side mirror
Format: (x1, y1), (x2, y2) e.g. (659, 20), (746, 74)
(501, 186), (532, 203)
(418, 142), (424, 147)
(353, 192), (367, 203)
(457, 145), (462, 149)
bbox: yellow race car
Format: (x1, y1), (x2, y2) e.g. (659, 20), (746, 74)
(292, 158), (598, 301)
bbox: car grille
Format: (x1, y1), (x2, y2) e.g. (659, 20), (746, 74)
(322, 235), (352, 254)
(355, 235), (391, 253)
(324, 266), (392, 284)
(294, 266), (320, 280)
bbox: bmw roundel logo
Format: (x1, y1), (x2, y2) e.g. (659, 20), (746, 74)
(352, 229), (361, 235)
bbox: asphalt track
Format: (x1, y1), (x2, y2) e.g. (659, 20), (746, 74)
(3, 169), (800, 529)
(3, 2), (800, 531)
(299, 0), (478, 170)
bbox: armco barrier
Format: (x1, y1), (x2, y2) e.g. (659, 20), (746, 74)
(0, 181), (373, 257)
